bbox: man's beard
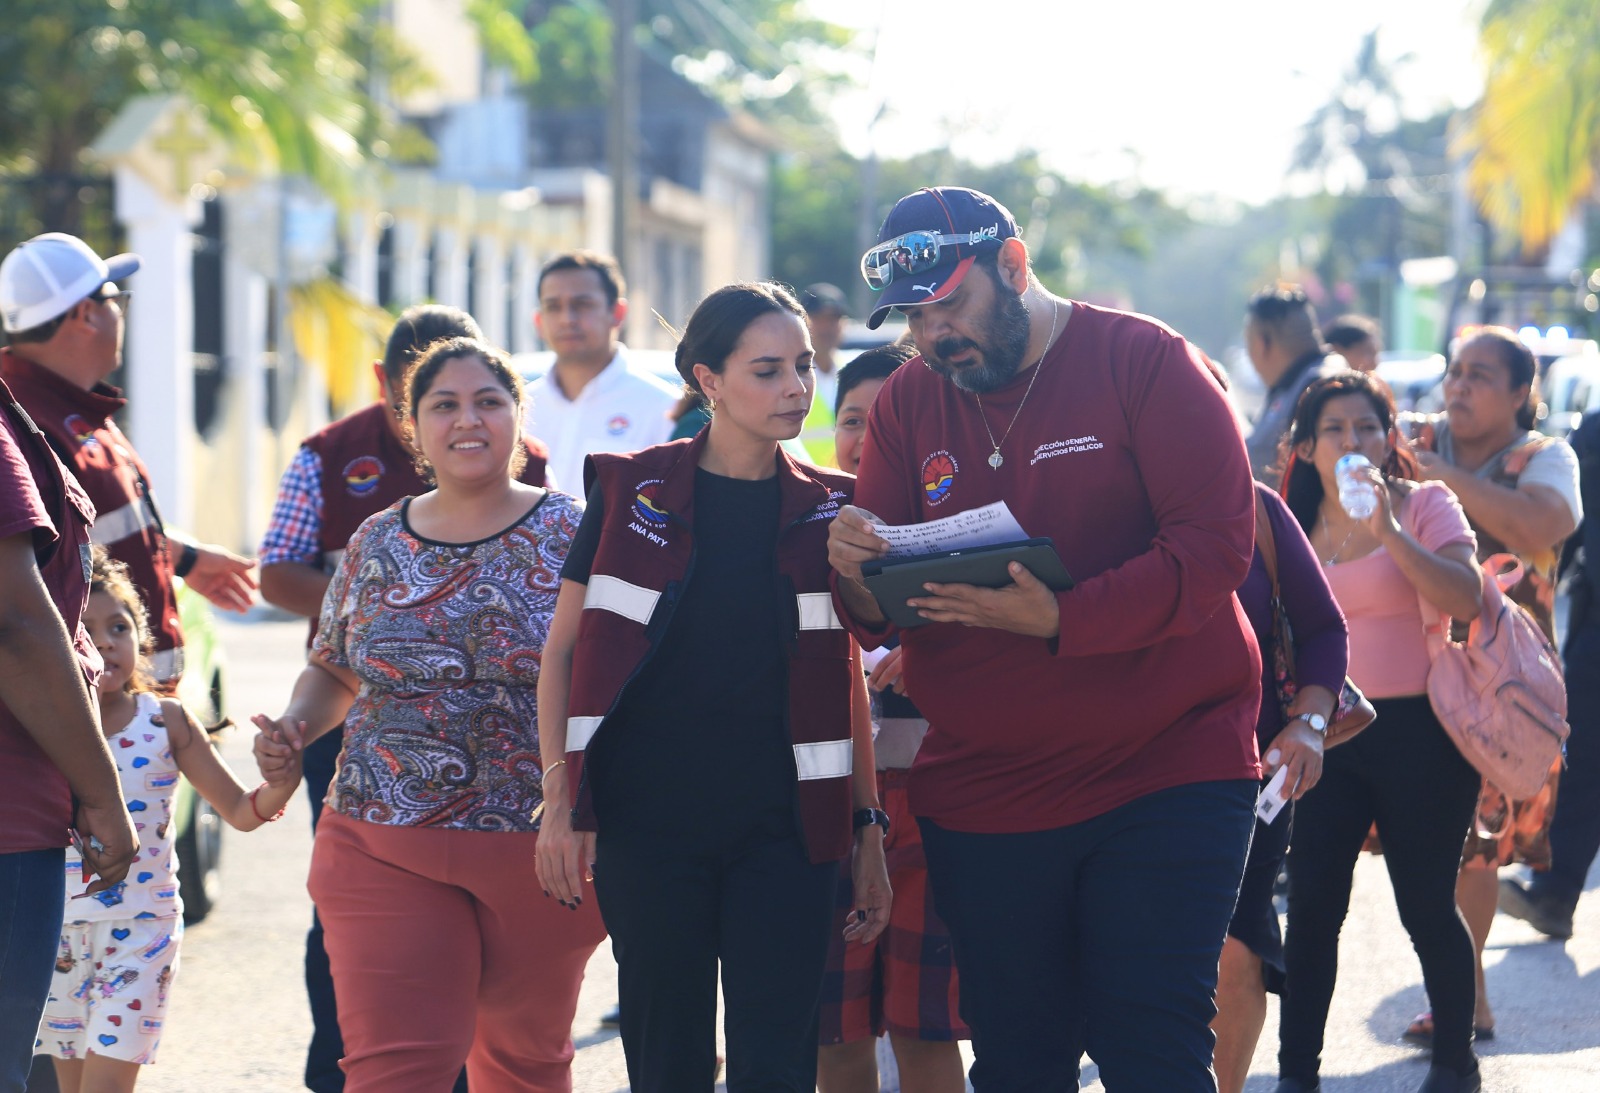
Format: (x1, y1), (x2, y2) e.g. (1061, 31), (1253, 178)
(920, 288), (1032, 394)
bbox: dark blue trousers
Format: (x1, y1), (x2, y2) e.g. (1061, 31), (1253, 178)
(1542, 620), (1600, 905)
(2, 849), (64, 1093)
(920, 779), (1257, 1092)
(302, 729), (345, 1093)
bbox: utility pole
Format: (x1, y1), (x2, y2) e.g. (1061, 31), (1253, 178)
(853, 104), (886, 320)
(608, 0), (640, 341)
(852, 16), (888, 319)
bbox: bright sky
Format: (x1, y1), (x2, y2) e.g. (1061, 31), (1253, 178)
(810, 0), (1489, 207)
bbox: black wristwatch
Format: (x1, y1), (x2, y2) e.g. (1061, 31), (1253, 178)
(853, 807), (890, 835)
(173, 540), (199, 579)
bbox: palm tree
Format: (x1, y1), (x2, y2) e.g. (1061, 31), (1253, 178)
(0, 0), (435, 233)
(1461, 0), (1600, 253)
(1288, 30), (1454, 320)
(1292, 29), (1413, 189)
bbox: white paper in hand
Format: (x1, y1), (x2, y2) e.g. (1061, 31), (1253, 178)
(1255, 764), (1290, 825)
(870, 502), (1029, 559)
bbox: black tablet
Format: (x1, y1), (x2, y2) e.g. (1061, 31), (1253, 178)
(860, 537), (1074, 628)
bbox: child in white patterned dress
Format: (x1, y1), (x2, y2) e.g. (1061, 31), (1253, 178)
(35, 551), (301, 1093)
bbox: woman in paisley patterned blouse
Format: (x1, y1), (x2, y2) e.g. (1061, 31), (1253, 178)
(252, 336), (605, 1093)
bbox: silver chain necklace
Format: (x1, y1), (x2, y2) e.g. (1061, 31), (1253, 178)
(1320, 510), (1360, 566)
(974, 300), (1059, 469)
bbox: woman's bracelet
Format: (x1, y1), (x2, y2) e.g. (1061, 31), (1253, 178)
(248, 783), (286, 823)
(532, 761), (571, 825)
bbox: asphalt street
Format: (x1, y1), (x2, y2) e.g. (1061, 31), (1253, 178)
(137, 613), (1598, 1092)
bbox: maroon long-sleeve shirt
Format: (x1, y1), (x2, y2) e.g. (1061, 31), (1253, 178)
(843, 302), (1262, 833)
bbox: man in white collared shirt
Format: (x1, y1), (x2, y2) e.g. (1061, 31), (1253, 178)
(524, 251), (679, 492)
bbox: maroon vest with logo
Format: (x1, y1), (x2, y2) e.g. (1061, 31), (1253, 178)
(304, 400), (551, 561)
(300, 402), (550, 642)
(0, 374), (98, 849)
(564, 433), (859, 863)
(1, 349), (184, 686)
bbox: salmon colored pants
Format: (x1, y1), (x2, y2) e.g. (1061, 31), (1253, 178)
(308, 811), (606, 1092)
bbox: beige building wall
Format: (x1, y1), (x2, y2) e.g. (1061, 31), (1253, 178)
(390, 0), (483, 114)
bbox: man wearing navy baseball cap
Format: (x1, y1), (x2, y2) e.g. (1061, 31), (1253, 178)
(828, 187), (1266, 1089)
(1, 233), (257, 696)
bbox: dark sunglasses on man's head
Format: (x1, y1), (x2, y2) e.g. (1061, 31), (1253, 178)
(860, 228), (1003, 291)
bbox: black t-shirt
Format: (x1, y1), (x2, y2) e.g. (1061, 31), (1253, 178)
(563, 470), (799, 847)
(1571, 410), (1600, 592)
(878, 672), (921, 720)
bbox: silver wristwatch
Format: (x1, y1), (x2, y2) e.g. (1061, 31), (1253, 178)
(1293, 712), (1329, 737)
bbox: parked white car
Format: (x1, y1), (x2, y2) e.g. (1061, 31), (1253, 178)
(1376, 352), (1447, 414)
(1539, 342), (1600, 438)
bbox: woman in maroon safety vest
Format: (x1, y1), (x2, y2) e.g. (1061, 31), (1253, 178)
(536, 282), (891, 1092)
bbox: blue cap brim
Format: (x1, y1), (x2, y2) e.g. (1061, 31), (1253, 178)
(865, 255), (976, 330)
(104, 253), (141, 282)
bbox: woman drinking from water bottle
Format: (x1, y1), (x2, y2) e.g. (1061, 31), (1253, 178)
(1272, 371), (1486, 1093)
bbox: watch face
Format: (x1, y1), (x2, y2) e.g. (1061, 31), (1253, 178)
(1305, 714), (1328, 731)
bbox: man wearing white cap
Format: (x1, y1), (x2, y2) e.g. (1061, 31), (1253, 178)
(0, 233), (257, 693)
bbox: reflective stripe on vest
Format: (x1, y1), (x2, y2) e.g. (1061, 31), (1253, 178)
(583, 574), (661, 626)
(796, 592), (842, 631)
(567, 715), (605, 752)
(793, 739), (852, 780)
(88, 500), (154, 546)
(149, 646), (184, 684)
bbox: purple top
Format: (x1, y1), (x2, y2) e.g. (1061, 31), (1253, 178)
(1240, 484), (1350, 747)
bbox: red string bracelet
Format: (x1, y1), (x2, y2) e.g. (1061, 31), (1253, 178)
(249, 783), (286, 823)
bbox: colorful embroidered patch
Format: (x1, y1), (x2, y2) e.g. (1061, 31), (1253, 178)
(343, 455), (384, 496)
(920, 451), (958, 506)
(64, 414), (98, 447)
(632, 480), (669, 526)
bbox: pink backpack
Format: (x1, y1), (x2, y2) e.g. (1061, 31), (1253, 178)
(1426, 554), (1568, 800)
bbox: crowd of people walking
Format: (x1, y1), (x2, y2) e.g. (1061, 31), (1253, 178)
(1, 183), (1596, 1093)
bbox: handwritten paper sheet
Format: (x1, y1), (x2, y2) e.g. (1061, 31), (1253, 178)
(871, 502), (1029, 559)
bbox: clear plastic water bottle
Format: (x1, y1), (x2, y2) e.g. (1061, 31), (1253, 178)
(1335, 453), (1378, 519)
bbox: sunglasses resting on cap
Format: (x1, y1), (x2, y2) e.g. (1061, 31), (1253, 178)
(859, 187), (1020, 329)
